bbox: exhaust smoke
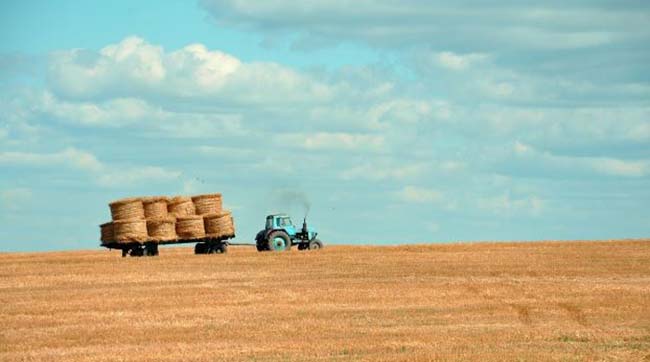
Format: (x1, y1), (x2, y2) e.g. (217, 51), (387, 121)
(272, 189), (311, 218)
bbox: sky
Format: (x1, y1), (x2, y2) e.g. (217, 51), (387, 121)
(0, 1), (649, 251)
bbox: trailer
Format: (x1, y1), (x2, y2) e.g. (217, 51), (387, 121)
(102, 233), (234, 257)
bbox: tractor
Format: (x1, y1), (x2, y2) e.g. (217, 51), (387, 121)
(255, 214), (323, 252)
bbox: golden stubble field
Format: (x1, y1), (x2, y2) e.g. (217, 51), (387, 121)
(1, 240), (649, 361)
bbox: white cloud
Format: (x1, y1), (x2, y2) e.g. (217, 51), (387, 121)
(277, 132), (384, 151)
(41, 93), (164, 127)
(477, 192), (544, 217)
(48, 36), (334, 105)
(97, 166), (180, 187)
(201, 1), (648, 51)
(591, 158), (648, 178)
(0, 148), (180, 187)
(397, 186), (443, 203)
(509, 141), (650, 178)
(0, 147), (103, 172)
(435, 52), (488, 71)
(340, 162), (427, 181)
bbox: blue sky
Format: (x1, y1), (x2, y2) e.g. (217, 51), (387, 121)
(1, 1), (649, 251)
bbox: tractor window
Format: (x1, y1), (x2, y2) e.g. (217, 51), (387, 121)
(266, 218), (273, 229)
(279, 217), (292, 227)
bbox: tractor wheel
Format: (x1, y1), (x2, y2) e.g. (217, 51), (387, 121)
(256, 241), (267, 252)
(308, 239), (323, 251)
(266, 231), (291, 252)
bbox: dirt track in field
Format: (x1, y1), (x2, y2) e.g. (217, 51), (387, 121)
(1, 240), (649, 361)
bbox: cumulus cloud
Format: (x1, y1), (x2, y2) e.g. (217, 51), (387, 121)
(434, 52), (489, 71)
(340, 161), (428, 181)
(397, 186), (443, 203)
(277, 132), (384, 151)
(500, 141), (650, 178)
(477, 192), (544, 217)
(200, 1), (649, 51)
(0, 148), (180, 186)
(47, 36), (334, 105)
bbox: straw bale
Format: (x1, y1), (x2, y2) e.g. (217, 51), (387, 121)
(191, 193), (223, 215)
(113, 219), (148, 243)
(109, 197), (145, 221)
(146, 217), (176, 241)
(204, 211), (235, 238)
(168, 196), (195, 217)
(100, 222), (114, 244)
(143, 196), (169, 219)
(176, 215), (205, 239)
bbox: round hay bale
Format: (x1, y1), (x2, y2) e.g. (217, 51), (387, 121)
(176, 215), (205, 239)
(109, 197), (145, 221)
(146, 217), (176, 241)
(167, 196), (195, 217)
(113, 219), (148, 243)
(100, 222), (114, 244)
(191, 193), (223, 215)
(143, 196), (169, 219)
(204, 211), (234, 238)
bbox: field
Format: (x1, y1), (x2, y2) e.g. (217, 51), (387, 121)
(1, 240), (649, 361)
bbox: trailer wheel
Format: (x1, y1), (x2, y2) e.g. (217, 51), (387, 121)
(130, 245), (144, 257)
(144, 242), (158, 256)
(194, 243), (207, 254)
(216, 243), (228, 254)
(308, 239), (323, 251)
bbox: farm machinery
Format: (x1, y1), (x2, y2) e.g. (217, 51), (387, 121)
(255, 214), (323, 252)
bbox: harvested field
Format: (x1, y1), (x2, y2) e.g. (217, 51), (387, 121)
(0, 240), (649, 361)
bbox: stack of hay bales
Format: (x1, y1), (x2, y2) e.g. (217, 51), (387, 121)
(99, 193), (235, 245)
(192, 193), (234, 239)
(109, 198), (147, 243)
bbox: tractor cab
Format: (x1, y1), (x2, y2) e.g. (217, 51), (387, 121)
(256, 214), (322, 252)
(266, 214), (297, 236)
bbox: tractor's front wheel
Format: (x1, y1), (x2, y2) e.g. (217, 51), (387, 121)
(267, 231), (291, 252)
(308, 239), (323, 250)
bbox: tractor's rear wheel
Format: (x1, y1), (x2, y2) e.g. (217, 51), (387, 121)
(256, 241), (267, 252)
(267, 231), (291, 252)
(308, 239), (323, 250)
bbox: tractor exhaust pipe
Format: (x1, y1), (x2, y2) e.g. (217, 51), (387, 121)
(302, 217), (308, 235)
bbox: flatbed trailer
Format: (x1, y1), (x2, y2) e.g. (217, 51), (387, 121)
(102, 234), (234, 257)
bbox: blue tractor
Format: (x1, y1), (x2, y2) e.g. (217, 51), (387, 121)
(255, 214), (323, 252)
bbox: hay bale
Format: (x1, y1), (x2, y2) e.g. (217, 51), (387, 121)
(204, 211), (234, 238)
(113, 219), (148, 243)
(167, 196), (195, 217)
(100, 222), (114, 244)
(143, 196), (169, 219)
(176, 215), (205, 239)
(191, 193), (222, 215)
(109, 197), (145, 221)
(147, 217), (176, 241)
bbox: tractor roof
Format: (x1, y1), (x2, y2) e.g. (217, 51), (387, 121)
(267, 214), (289, 218)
